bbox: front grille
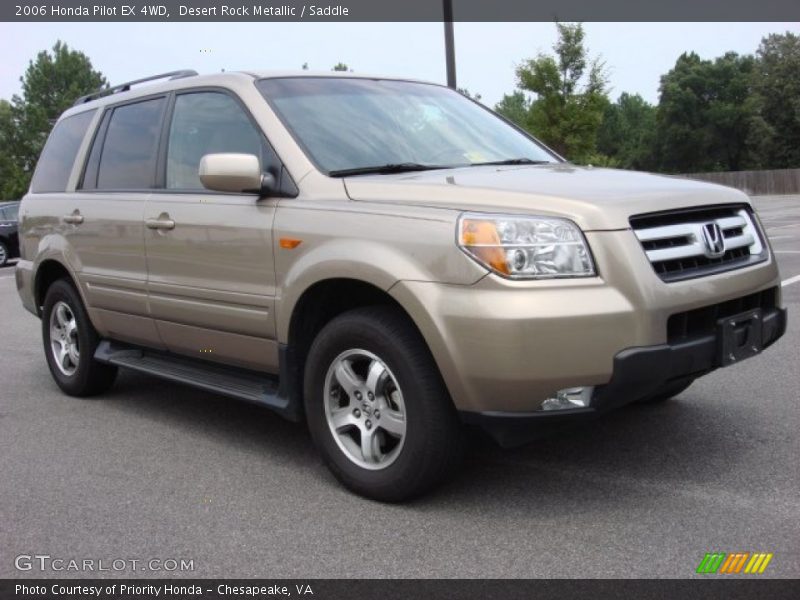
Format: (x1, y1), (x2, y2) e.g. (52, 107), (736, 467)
(667, 287), (778, 342)
(630, 205), (767, 282)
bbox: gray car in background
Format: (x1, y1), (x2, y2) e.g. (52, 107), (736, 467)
(0, 200), (20, 267)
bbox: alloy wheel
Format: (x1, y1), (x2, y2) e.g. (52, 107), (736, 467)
(323, 349), (407, 470)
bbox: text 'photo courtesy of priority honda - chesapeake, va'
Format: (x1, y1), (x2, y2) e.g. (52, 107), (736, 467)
(0, 1), (799, 598)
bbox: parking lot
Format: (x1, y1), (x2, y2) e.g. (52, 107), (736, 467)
(0, 195), (798, 579)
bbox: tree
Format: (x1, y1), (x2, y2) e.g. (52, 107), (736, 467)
(1, 41), (105, 199)
(332, 62), (350, 72)
(511, 22), (609, 162)
(596, 93), (657, 170)
(0, 100), (23, 199)
(752, 32), (800, 168)
(457, 88), (482, 102)
(495, 91), (530, 129)
(654, 51), (760, 173)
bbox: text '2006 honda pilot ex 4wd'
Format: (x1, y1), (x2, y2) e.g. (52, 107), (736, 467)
(16, 70), (786, 501)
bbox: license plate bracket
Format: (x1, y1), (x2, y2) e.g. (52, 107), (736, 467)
(717, 308), (763, 367)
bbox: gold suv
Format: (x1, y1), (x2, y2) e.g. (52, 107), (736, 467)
(15, 71), (786, 501)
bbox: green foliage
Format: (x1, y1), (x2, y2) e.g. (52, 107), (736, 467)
(332, 62), (350, 72)
(1, 41), (105, 199)
(752, 32), (800, 168)
(654, 51), (761, 173)
(502, 22), (609, 163)
(495, 26), (800, 173)
(495, 91), (531, 128)
(457, 88), (482, 102)
(580, 152), (620, 168)
(0, 100), (23, 199)
(596, 93), (657, 170)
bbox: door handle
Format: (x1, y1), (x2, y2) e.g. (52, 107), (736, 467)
(62, 212), (84, 225)
(145, 216), (176, 231)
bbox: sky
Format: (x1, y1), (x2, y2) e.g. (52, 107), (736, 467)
(1, 22), (798, 108)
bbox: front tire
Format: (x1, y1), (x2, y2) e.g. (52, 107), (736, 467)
(0, 240), (8, 267)
(304, 306), (463, 502)
(42, 279), (117, 396)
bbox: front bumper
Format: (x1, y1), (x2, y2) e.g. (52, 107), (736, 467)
(461, 305), (786, 447)
(389, 227), (784, 434)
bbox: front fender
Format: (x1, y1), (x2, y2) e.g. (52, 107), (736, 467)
(273, 207), (487, 342)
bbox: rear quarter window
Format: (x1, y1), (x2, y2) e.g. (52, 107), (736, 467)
(30, 109), (96, 193)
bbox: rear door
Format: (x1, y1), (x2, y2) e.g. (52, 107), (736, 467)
(73, 96), (167, 347)
(144, 89), (281, 372)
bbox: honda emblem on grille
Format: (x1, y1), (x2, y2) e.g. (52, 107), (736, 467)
(701, 222), (726, 258)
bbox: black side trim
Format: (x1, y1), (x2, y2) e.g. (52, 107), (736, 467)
(278, 342), (303, 421)
(94, 340), (302, 422)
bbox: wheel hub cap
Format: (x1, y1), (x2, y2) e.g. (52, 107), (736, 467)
(323, 349), (407, 470)
(49, 301), (80, 376)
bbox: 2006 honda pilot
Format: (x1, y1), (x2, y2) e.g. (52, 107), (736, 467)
(16, 70), (786, 501)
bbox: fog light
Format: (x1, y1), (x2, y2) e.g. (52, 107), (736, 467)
(539, 387), (594, 411)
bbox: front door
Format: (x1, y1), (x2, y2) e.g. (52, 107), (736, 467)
(144, 90), (280, 372)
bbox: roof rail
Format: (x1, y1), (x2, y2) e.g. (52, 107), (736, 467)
(73, 69), (198, 106)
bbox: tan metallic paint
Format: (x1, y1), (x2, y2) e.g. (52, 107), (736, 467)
(343, 164), (753, 231)
(144, 192), (279, 370)
(17, 71), (784, 413)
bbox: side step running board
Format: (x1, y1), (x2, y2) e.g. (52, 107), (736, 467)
(94, 340), (300, 421)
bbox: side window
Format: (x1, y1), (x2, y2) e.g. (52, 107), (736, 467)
(30, 109), (96, 193)
(166, 92), (278, 190)
(4, 205), (19, 221)
(96, 97), (166, 190)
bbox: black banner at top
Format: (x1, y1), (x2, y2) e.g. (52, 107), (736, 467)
(3, 0), (800, 22)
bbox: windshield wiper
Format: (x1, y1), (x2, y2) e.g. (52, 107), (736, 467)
(470, 158), (553, 167)
(328, 163), (451, 177)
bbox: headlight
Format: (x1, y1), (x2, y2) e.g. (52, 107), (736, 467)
(457, 213), (595, 279)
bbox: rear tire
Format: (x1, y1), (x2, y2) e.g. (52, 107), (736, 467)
(42, 278), (118, 397)
(638, 378), (694, 404)
(304, 306), (464, 502)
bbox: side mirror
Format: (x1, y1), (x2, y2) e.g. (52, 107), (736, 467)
(199, 153), (264, 194)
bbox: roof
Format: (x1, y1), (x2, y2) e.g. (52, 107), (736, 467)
(243, 70), (432, 85)
(62, 69), (440, 119)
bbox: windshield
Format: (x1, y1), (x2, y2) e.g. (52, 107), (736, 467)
(256, 77), (559, 174)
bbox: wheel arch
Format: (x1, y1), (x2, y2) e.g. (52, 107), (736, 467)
(34, 259), (82, 317)
(282, 277), (452, 416)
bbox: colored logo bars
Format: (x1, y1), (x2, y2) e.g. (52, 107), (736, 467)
(696, 552), (773, 574)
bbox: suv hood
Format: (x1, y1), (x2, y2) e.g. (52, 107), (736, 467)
(343, 163), (749, 231)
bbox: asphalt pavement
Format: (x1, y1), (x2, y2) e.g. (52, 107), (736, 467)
(0, 195), (798, 578)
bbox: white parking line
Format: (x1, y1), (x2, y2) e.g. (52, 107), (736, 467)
(0, 275), (15, 280)
(775, 250), (800, 254)
(782, 274), (800, 288)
